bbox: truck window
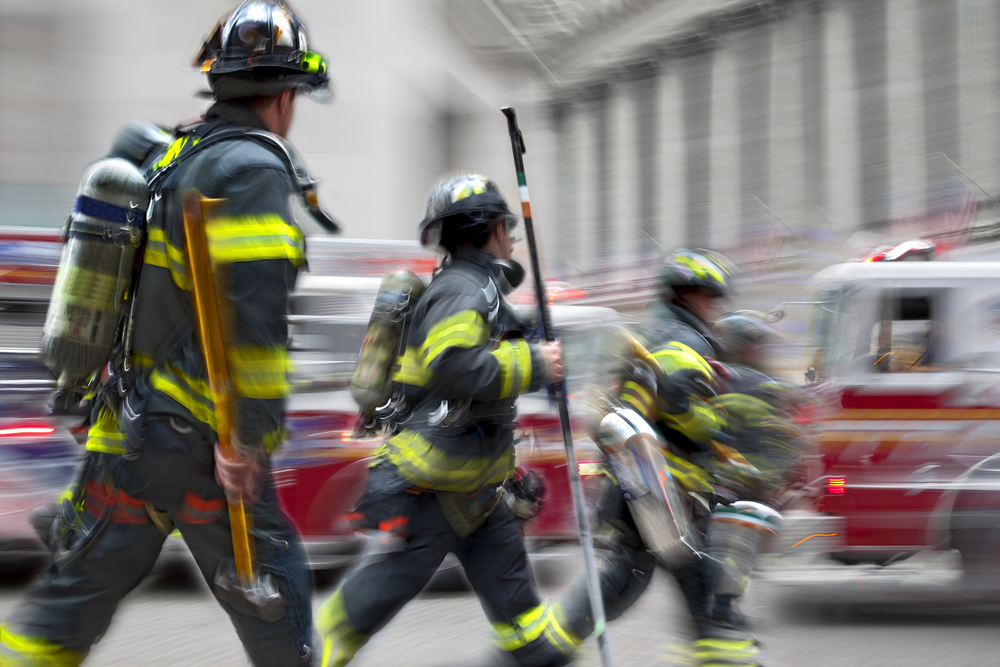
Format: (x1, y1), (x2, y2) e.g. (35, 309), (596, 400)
(868, 292), (948, 372)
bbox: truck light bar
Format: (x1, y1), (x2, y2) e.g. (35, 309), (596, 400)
(828, 477), (846, 494)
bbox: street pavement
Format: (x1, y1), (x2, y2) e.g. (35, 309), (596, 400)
(2, 548), (1000, 666)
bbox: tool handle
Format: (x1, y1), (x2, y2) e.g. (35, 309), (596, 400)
(181, 190), (254, 583)
(501, 107), (613, 667)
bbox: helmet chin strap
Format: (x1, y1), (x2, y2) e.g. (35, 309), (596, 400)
(490, 259), (525, 296)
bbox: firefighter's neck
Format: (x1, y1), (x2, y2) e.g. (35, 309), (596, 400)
(478, 223), (512, 261)
(250, 88), (297, 138)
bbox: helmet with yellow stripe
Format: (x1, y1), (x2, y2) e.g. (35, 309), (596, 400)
(419, 175), (519, 253)
(659, 248), (736, 299)
(193, 1), (331, 101)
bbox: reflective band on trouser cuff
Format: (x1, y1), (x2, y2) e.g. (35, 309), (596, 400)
(420, 310), (489, 364)
(176, 492), (226, 524)
(693, 637), (760, 665)
(84, 479), (149, 525)
(316, 588), (368, 667)
(205, 214), (305, 267)
(0, 625), (85, 667)
(150, 363), (217, 430)
(392, 346), (433, 388)
(85, 406), (127, 455)
(491, 339), (532, 398)
(144, 227), (190, 290)
(541, 602), (584, 657)
(227, 344), (291, 399)
(381, 429), (513, 493)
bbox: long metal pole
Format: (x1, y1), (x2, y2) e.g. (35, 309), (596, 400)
(501, 107), (612, 667)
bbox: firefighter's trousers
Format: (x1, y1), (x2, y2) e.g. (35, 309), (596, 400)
(316, 466), (574, 667)
(554, 477), (712, 642)
(0, 417), (314, 667)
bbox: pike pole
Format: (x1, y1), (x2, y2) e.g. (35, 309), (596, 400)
(181, 191), (254, 582)
(501, 107), (613, 667)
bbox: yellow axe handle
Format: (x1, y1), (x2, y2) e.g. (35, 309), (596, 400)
(181, 190), (255, 584)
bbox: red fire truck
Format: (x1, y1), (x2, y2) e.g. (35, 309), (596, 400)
(785, 259), (1000, 577)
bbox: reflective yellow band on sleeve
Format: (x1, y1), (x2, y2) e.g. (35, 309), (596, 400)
(262, 426), (288, 454)
(0, 624), (85, 667)
(85, 406), (127, 455)
(660, 400), (722, 444)
(621, 380), (655, 419)
(491, 339), (532, 398)
(227, 344), (291, 399)
(392, 346), (433, 388)
(206, 214), (305, 266)
(420, 310), (488, 364)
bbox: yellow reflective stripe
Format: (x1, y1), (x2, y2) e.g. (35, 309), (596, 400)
(493, 604), (548, 651)
(664, 452), (713, 494)
(676, 253), (725, 285)
(491, 339), (532, 398)
(130, 352), (155, 369)
(712, 393), (775, 429)
(420, 310), (488, 364)
(84, 406), (126, 455)
(392, 346), (433, 388)
(621, 380), (655, 419)
(144, 228), (190, 290)
(150, 363), (217, 429)
(205, 214), (305, 266)
(152, 136), (198, 171)
(0, 624), (85, 667)
(316, 588), (368, 667)
(382, 429), (513, 493)
(661, 400), (722, 444)
(543, 602), (583, 656)
(652, 341), (713, 379)
(263, 426), (287, 454)
(227, 344), (291, 399)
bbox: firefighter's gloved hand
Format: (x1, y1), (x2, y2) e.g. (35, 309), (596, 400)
(538, 341), (564, 383)
(214, 442), (264, 505)
(503, 467), (547, 520)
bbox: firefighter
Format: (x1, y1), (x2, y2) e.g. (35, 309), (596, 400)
(0, 2), (329, 665)
(552, 249), (769, 666)
(705, 312), (806, 636)
(316, 175), (570, 667)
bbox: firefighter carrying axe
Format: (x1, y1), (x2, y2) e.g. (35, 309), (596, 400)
(181, 190), (284, 622)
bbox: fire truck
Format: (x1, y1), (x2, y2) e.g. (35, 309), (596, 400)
(785, 258), (1000, 577)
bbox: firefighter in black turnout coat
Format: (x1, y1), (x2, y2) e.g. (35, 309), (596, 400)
(317, 175), (574, 667)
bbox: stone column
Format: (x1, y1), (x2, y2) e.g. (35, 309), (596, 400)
(851, 0), (890, 229)
(681, 47), (715, 245)
(659, 62), (686, 249)
(709, 41), (740, 250)
(826, 1), (862, 234)
(886, 0), (925, 221)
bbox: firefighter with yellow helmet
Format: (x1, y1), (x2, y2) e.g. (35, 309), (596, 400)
(1, 2), (332, 665)
(550, 249), (770, 667)
(316, 174), (572, 667)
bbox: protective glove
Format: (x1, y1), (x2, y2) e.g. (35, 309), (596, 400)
(503, 467), (548, 520)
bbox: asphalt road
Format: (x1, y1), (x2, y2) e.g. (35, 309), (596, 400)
(2, 548), (1000, 666)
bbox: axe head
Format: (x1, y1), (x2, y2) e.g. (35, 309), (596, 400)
(214, 560), (286, 623)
